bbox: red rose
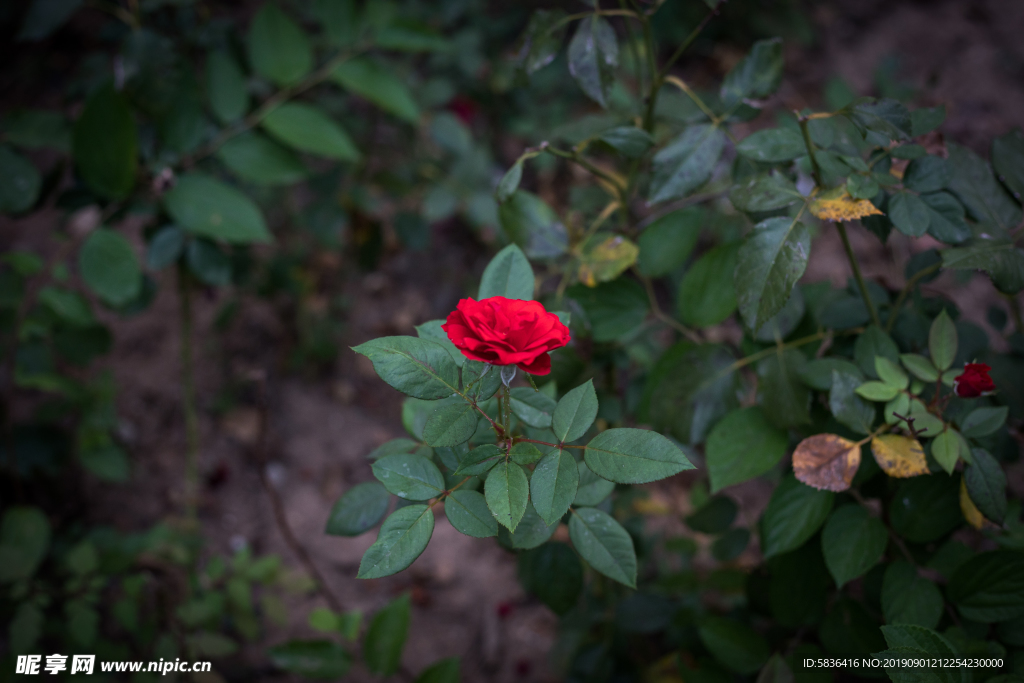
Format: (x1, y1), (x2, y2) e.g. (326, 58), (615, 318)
(442, 296), (570, 375)
(953, 362), (995, 398)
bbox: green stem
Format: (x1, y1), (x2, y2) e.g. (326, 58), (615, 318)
(837, 222), (882, 328)
(178, 267), (200, 524)
(797, 116), (823, 188)
(545, 145), (623, 194)
(639, 15), (659, 133)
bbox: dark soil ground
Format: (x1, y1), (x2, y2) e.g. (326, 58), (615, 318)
(4, 1), (1024, 680)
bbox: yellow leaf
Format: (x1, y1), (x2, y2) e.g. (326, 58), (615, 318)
(576, 233), (639, 287)
(793, 434), (861, 491)
(809, 187), (883, 222)
(633, 498), (671, 516)
(960, 478), (985, 530)
(871, 434), (928, 478)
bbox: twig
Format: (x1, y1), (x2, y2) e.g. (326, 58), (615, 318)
(178, 266), (200, 524)
(634, 270), (704, 344)
(836, 222), (882, 328)
(252, 377), (344, 614)
(886, 262), (941, 333)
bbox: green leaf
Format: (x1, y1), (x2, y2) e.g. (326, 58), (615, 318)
(478, 244), (534, 301)
(911, 105), (946, 137)
(375, 20), (450, 53)
(576, 233), (638, 286)
(929, 310), (957, 371)
(584, 428), (694, 485)
(921, 191), (970, 245)
(147, 226), (185, 271)
(569, 507), (636, 588)
(677, 243), (740, 327)
(573, 461), (615, 506)
(736, 128), (805, 163)
(414, 657), (461, 683)
(992, 127), (1024, 201)
(848, 98), (912, 141)
(757, 348), (811, 428)
(247, 3), (312, 87)
(415, 319), (463, 367)
(567, 15), (618, 108)
(797, 357), (863, 391)
(509, 387), (556, 428)
(78, 228), (141, 307)
(461, 360), (500, 401)
(889, 192), (930, 237)
(855, 381), (899, 402)
(0, 507), (51, 583)
(352, 336), (460, 399)
(706, 407), (788, 492)
(903, 156), (949, 194)
(875, 356), (909, 389)
(269, 640), (352, 679)
(847, 173), (880, 200)
(73, 85), (137, 199)
(186, 239), (231, 287)
(332, 58), (420, 124)
(735, 216), (812, 332)
(821, 505), (887, 587)
(552, 379), (598, 443)
(325, 482), (390, 536)
(485, 461), (529, 532)
(698, 616), (770, 675)
(444, 490), (497, 538)
(941, 241), (1024, 295)
(368, 438), (419, 461)
(163, 173), (271, 244)
(453, 444), (503, 476)
(900, 353), (939, 382)
(566, 278), (647, 342)
(363, 594), (410, 676)
(946, 143), (1021, 232)
(855, 324), (900, 377)
(2, 109), (70, 153)
(358, 506), (434, 579)
(206, 51), (249, 124)
(720, 37), (783, 108)
(649, 124), (726, 203)
(498, 191), (567, 259)
(79, 443), (129, 482)
(761, 475), (834, 559)
(642, 343), (738, 445)
(422, 401), (477, 447)
(0, 146), (41, 214)
(882, 561), (944, 629)
(960, 406), (1008, 438)
(518, 543), (582, 615)
(598, 126), (653, 158)
(930, 429), (960, 475)
(879, 623), (957, 657)
(261, 103), (360, 161)
(216, 131), (306, 185)
(685, 496), (737, 534)
(714, 532), (749, 563)
(964, 449), (1007, 523)
(515, 9), (567, 74)
(636, 207), (703, 277)
(500, 501), (558, 549)
(947, 550), (1024, 622)
(890, 475), (961, 543)
(495, 161), (523, 203)
(372, 453), (445, 501)
(729, 171), (802, 213)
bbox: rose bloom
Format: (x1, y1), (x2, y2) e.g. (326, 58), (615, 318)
(953, 362), (995, 398)
(442, 296), (570, 375)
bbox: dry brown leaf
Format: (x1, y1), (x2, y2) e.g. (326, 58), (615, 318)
(793, 433), (861, 491)
(871, 434), (928, 478)
(960, 478), (986, 530)
(809, 188), (884, 222)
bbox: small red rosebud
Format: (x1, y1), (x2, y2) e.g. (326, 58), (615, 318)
(953, 362), (995, 398)
(496, 601), (514, 618)
(448, 95), (479, 125)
